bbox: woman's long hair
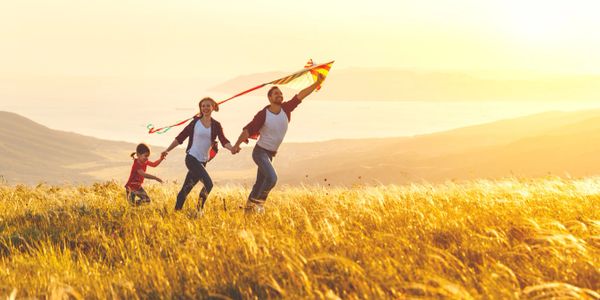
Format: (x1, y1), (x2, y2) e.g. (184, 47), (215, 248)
(198, 97), (219, 117)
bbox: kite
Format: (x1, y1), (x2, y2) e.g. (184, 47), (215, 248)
(147, 59), (334, 134)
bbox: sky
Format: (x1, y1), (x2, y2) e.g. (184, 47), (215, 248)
(2, 0), (600, 145)
(2, 0), (600, 80)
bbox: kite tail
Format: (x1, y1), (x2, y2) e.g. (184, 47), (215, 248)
(147, 117), (194, 134)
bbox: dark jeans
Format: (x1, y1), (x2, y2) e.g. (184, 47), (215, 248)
(126, 187), (150, 205)
(248, 146), (278, 201)
(175, 154), (213, 210)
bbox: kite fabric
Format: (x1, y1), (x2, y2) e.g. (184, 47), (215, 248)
(147, 60), (334, 134)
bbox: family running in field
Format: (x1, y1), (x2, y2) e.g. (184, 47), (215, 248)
(124, 73), (326, 214)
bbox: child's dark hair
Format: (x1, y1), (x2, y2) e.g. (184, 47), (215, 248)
(130, 143), (151, 159)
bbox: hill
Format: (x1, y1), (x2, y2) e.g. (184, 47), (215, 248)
(0, 111), (133, 184)
(210, 109), (600, 185)
(3, 109), (600, 185)
(0, 111), (184, 185)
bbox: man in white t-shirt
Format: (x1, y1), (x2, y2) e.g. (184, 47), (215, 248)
(233, 74), (325, 213)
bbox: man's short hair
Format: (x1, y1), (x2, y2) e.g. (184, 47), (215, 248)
(267, 86), (280, 97)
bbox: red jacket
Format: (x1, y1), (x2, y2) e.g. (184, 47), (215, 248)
(125, 159), (148, 191)
(175, 116), (230, 161)
(243, 95), (301, 140)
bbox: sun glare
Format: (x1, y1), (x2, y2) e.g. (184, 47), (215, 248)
(502, 2), (572, 43)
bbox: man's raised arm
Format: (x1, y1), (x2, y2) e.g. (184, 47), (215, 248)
(297, 73), (325, 101)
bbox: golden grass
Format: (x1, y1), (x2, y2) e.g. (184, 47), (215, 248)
(0, 177), (598, 299)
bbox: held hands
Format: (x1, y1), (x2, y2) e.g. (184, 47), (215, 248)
(231, 145), (241, 154)
(160, 151), (168, 159)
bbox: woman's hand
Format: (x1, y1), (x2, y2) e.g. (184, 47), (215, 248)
(231, 145), (241, 154)
(225, 143), (239, 155)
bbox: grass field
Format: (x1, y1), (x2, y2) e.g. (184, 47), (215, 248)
(0, 177), (598, 299)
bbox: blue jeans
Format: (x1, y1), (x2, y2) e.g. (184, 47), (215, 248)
(249, 146), (278, 201)
(175, 154), (213, 210)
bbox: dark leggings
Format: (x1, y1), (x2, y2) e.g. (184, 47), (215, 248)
(126, 187), (150, 205)
(175, 155), (213, 210)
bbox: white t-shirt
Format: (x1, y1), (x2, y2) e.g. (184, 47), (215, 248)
(188, 121), (212, 162)
(257, 109), (289, 152)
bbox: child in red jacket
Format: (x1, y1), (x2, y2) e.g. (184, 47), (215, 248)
(125, 143), (165, 205)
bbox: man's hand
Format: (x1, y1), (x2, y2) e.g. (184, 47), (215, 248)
(298, 73), (326, 101)
(232, 145), (241, 154)
(316, 73), (325, 84)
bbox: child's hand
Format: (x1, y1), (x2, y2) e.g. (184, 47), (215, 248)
(156, 178), (164, 184)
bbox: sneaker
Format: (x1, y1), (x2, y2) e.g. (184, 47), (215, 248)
(255, 204), (265, 214)
(245, 198), (265, 214)
(243, 199), (256, 213)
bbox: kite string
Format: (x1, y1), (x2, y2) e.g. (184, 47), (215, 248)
(147, 117), (194, 134)
(217, 83), (266, 105)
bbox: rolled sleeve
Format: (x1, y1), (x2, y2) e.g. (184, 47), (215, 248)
(216, 123), (231, 146)
(175, 122), (193, 144)
(243, 109), (266, 137)
(282, 95), (301, 113)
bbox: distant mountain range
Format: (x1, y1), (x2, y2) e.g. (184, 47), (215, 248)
(2, 109), (600, 185)
(209, 68), (600, 101)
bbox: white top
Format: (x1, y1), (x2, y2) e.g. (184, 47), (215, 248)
(257, 109), (289, 152)
(188, 121), (212, 162)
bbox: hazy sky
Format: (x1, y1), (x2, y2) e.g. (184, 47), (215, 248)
(3, 0), (600, 79)
(4, 0), (600, 146)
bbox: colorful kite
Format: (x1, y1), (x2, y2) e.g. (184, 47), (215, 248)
(147, 60), (334, 134)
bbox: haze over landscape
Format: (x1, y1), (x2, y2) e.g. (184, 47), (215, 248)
(3, 108), (600, 186)
(2, 1), (600, 299)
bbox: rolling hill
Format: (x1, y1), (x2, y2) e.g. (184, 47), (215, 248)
(205, 109), (600, 185)
(2, 109), (600, 185)
(0, 111), (183, 185)
(0, 111), (133, 184)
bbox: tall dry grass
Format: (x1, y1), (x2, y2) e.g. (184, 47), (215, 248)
(0, 177), (598, 299)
